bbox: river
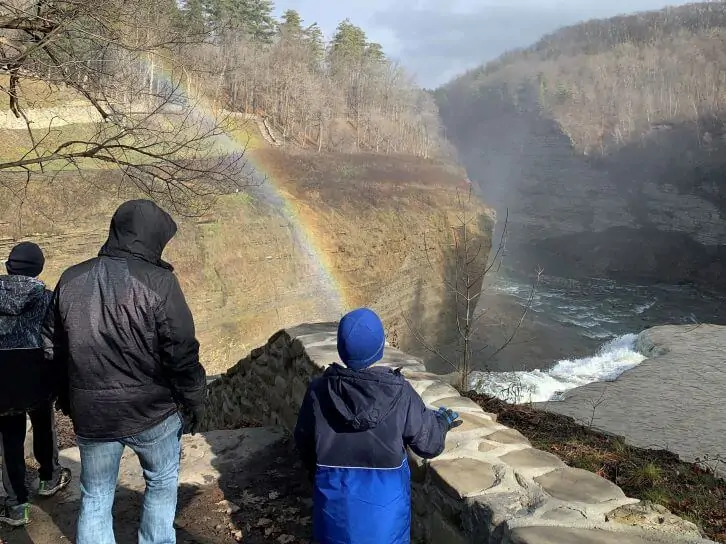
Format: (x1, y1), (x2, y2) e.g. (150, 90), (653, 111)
(471, 269), (725, 404)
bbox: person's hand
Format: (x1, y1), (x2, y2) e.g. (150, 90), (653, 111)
(182, 404), (205, 435)
(436, 406), (462, 430)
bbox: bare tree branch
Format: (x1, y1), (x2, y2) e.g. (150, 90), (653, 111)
(482, 267), (543, 364)
(0, 0), (254, 214)
(400, 304), (458, 371)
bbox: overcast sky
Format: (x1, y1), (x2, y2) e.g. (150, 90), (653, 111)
(272, 0), (683, 88)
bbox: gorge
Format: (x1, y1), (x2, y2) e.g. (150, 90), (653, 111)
(0, 144), (489, 374)
(433, 3), (726, 496)
(1, 0), (726, 540)
(436, 2), (726, 293)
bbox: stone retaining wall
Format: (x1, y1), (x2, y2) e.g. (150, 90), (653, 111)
(204, 323), (714, 544)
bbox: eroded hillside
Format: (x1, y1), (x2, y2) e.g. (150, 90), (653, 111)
(0, 125), (491, 374)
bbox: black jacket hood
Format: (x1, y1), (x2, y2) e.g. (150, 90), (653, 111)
(322, 364), (404, 431)
(99, 199), (177, 270)
(0, 275), (45, 316)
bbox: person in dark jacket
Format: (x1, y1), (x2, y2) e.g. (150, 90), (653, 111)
(294, 308), (461, 544)
(0, 242), (71, 527)
(42, 200), (207, 544)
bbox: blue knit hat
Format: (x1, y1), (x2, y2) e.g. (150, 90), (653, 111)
(337, 308), (385, 370)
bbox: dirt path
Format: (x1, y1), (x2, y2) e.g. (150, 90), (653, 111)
(1, 429), (313, 544)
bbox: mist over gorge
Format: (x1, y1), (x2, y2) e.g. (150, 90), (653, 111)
(435, 2), (726, 291)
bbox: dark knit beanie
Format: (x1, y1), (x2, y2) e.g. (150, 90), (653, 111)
(6, 241), (45, 277)
(337, 308), (386, 370)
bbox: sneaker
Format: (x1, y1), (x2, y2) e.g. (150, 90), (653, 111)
(38, 467), (72, 497)
(0, 502), (30, 527)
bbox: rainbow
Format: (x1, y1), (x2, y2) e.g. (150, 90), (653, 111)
(155, 66), (348, 320)
(228, 130), (349, 320)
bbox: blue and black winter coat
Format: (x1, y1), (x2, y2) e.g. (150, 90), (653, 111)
(294, 363), (448, 544)
(0, 275), (52, 350)
(0, 275), (55, 415)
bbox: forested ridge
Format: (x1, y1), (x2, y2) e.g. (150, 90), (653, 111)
(178, 0), (446, 157)
(0, 0), (446, 171)
(437, 2), (726, 156)
(0, 0), (450, 212)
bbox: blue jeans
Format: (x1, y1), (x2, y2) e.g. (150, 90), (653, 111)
(76, 412), (183, 544)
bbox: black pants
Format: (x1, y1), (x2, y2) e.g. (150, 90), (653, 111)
(0, 403), (60, 506)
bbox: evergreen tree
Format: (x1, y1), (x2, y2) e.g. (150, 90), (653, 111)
(365, 42), (385, 62)
(329, 19), (367, 64)
(278, 9), (302, 37)
(204, 0), (275, 42)
(236, 0), (276, 43)
(304, 22), (325, 65)
(180, 0), (208, 34)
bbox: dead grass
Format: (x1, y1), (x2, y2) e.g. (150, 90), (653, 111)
(467, 392), (726, 543)
(253, 148), (470, 206)
(0, 124), (103, 168)
(223, 116), (264, 151)
(0, 76), (82, 109)
(0, 109), (261, 174)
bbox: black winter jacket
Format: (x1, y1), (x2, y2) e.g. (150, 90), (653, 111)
(42, 200), (206, 440)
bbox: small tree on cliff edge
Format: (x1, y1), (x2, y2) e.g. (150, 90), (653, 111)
(404, 186), (542, 391)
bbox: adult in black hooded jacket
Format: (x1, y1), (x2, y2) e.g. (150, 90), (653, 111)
(42, 199), (206, 544)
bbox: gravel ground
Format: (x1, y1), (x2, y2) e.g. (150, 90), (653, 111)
(2, 414), (313, 544)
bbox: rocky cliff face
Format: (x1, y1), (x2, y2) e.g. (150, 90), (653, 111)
(0, 146), (491, 373)
(446, 105), (726, 289)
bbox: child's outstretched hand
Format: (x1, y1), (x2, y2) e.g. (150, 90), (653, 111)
(436, 406), (463, 430)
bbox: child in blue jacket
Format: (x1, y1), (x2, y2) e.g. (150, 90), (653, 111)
(294, 308), (461, 544)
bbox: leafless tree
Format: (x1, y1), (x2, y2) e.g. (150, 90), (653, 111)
(403, 187), (542, 391)
(213, 17), (446, 158)
(585, 384), (610, 429)
(0, 0), (252, 214)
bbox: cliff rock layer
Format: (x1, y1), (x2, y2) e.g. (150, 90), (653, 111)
(443, 108), (726, 288)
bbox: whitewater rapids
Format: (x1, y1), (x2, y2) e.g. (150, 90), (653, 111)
(470, 334), (646, 404)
